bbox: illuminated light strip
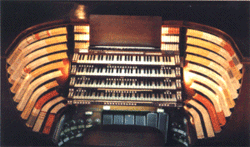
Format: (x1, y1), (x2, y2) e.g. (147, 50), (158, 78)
(75, 42), (89, 49)
(186, 29), (224, 46)
(161, 44), (179, 51)
(186, 54), (241, 90)
(184, 106), (204, 139)
(161, 27), (180, 35)
(7, 27), (67, 65)
(189, 72), (232, 116)
(186, 100), (215, 137)
(26, 90), (59, 128)
(190, 82), (226, 126)
(223, 42), (243, 70)
(16, 70), (63, 111)
(74, 25), (90, 33)
(186, 46), (242, 80)
(74, 34), (89, 41)
(186, 29), (242, 69)
(42, 103), (66, 134)
(186, 37), (232, 61)
(8, 44), (68, 84)
(187, 71), (232, 116)
(161, 36), (179, 43)
(187, 63), (238, 99)
(9, 52), (68, 84)
(21, 81), (59, 120)
(13, 61), (65, 102)
(189, 82), (221, 113)
(32, 97), (65, 132)
(24, 52), (68, 73)
(8, 35), (67, 72)
(192, 94), (221, 133)
(187, 29), (242, 70)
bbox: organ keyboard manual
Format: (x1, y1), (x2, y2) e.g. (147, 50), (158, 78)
(68, 15), (183, 108)
(3, 2), (250, 147)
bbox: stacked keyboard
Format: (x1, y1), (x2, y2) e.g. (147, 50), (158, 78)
(68, 25), (183, 107)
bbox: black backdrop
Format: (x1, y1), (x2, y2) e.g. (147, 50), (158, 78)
(1, 1), (250, 146)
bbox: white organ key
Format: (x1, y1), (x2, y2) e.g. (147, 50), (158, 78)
(160, 81), (164, 89)
(122, 68), (125, 74)
(140, 81), (144, 88)
(103, 55), (106, 61)
(122, 56), (125, 62)
(121, 81), (124, 87)
(159, 56), (163, 63)
(93, 79), (97, 87)
(94, 68), (98, 74)
(102, 67), (105, 74)
(160, 94), (164, 100)
(152, 68), (155, 75)
(141, 56), (144, 62)
(132, 93), (135, 99)
(133, 56), (136, 62)
(133, 69), (136, 74)
(114, 55), (117, 61)
(152, 81), (155, 89)
(152, 56), (155, 63)
(152, 93), (155, 99)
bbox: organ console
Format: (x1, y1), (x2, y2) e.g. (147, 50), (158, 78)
(2, 2), (250, 146)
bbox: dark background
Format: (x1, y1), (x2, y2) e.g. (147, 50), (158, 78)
(1, 1), (250, 146)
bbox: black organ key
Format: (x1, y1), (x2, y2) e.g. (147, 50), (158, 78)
(77, 66), (81, 72)
(169, 68), (172, 74)
(166, 68), (168, 74)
